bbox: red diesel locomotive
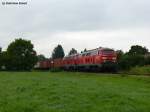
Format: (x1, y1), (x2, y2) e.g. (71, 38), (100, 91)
(35, 47), (117, 72)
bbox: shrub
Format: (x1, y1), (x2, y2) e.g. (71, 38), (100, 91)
(145, 57), (150, 65)
(118, 54), (145, 70)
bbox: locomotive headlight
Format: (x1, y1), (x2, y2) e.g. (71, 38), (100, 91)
(112, 57), (116, 60)
(102, 57), (107, 59)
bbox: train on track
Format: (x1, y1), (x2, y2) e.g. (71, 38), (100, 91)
(35, 47), (117, 72)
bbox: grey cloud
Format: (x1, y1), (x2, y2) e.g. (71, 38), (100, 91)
(1, 0), (150, 32)
(0, 0), (150, 56)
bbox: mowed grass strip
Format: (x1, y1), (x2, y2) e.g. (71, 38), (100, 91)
(0, 72), (150, 112)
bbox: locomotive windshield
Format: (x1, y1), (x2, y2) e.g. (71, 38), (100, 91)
(102, 49), (114, 54)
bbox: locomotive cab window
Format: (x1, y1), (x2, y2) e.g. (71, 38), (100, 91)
(102, 49), (114, 54)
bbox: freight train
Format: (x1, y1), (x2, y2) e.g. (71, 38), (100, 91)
(35, 47), (117, 72)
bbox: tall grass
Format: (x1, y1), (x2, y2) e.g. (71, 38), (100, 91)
(0, 72), (150, 112)
(128, 66), (150, 75)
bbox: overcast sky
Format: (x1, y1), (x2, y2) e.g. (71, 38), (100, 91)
(0, 0), (150, 57)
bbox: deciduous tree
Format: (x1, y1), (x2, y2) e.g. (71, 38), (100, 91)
(128, 45), (148, 55)
(6, 38), (37, 71)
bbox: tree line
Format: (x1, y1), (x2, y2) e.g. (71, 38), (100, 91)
(0, 38), (150, 71)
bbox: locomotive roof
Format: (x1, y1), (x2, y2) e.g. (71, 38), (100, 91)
(82, 47), (114, 53)
(64, 53), (79, 59)
(64, 47), (114, 59)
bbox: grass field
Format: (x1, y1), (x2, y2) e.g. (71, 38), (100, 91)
(0, 72), (150, 112)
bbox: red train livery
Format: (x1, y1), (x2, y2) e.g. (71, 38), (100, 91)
(35, 47), (117, 72)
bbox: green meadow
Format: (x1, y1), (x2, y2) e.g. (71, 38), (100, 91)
(0, 72), (150, 112)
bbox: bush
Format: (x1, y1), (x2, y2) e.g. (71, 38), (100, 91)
(145, 57), (150, 65)
(118, 54), (145, 70)
(118, 55), (131, 70)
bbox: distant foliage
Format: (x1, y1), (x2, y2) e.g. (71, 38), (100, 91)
(145, 57), (150, 65)
(0, 47), (1, 53)
(5, 38), (38, 71)
(52, 45), (65, 59)
(118, 54), (145, 70)
(69, 48), (77, 55)
(116, 50), (124, 61)
(37, 54), (47, 61)
(0, 47), (2, 70)
(128, 45), (148, 55)
(117, 45), (149, 70)
(1, 51), (9, 70)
